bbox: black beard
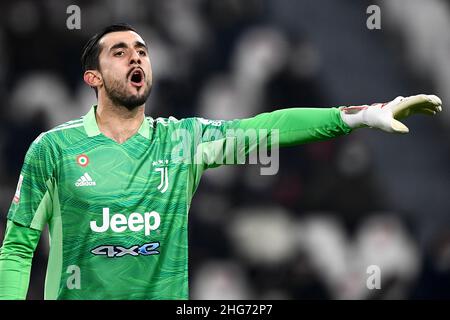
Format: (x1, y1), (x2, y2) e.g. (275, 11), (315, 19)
(103, 76), (152, 111)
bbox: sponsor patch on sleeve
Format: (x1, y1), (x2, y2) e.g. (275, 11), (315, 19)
(13, 174), (24, 204)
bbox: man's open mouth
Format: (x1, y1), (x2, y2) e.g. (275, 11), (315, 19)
(129, 68), (145, 86)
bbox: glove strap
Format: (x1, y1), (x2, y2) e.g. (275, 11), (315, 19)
(339, 105), (369, 129)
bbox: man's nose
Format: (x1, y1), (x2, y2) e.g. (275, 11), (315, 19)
(129, 50), (141, 65)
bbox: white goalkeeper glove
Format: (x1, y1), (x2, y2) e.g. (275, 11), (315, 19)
(340, 94), (443, 133)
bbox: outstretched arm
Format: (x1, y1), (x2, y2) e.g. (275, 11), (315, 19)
(236, 94), (443, 145)
(193, 94), (443, 170)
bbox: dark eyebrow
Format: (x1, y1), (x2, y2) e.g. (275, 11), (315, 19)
(109, 41), (147, 52)
(109, 42), (128, 52)
(135, 41), (148, 50)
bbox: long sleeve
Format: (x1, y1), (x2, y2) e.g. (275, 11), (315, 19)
(0, 220), (42, 299)
(191, 107), (352, 168)
(184, 107), (353, 192)
(1, 133), (55, 299)
(234, 107), (352, 146)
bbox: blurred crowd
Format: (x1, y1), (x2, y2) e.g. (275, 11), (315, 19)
(0, 0), (449, 299)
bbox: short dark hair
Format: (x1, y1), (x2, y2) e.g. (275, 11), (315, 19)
(81, 23), (138, 94)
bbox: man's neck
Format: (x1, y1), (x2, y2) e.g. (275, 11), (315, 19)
(95, 100), (145, 144)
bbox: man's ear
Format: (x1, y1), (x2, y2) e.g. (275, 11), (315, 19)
(83, 70), (102, 90)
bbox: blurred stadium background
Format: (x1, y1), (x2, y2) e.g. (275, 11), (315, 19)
(0, 0), (449, 299)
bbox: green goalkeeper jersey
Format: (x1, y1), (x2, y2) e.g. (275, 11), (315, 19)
(1, 105), (351, 300)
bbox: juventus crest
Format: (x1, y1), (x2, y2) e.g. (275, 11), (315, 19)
(153, 160), (169, 193)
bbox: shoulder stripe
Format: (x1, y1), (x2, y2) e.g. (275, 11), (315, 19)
(65, 118), (84, 124)
(47, 122), (84, 133)
(53, 118), (83, 129)
(34, 123), (84, 143)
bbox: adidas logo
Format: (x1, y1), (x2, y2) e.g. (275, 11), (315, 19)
(75, 173), (96, 187)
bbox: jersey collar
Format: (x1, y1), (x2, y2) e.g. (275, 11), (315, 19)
(83, 105), (152, 140)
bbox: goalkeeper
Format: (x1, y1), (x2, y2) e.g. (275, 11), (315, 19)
(0, 23), (443, 300)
